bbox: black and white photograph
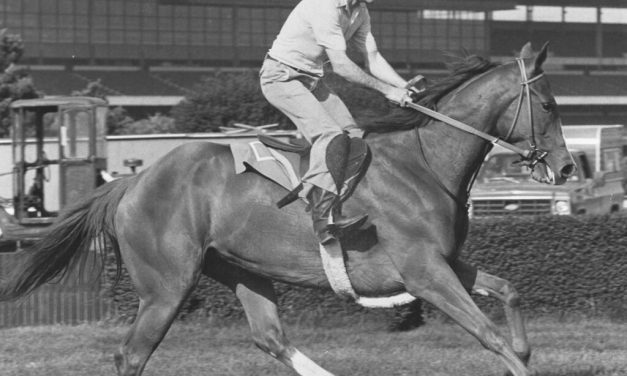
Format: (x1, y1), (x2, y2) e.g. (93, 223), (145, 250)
(0, 1), (625, 375)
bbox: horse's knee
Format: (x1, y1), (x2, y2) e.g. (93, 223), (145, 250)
(251, 326), (289, 358)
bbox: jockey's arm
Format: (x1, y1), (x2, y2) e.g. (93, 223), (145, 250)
(365, 50), (407, 89)
(326, 49), (407, 104)
(361, 32), (407, 88)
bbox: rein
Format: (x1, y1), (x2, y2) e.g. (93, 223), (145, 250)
(405, 58), (548, 168)
(408, 58), (550, 208)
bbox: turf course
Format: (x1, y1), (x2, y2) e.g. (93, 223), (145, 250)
(1, 319), (625, 376)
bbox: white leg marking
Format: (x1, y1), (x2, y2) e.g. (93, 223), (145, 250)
(289, 350), (335, 376)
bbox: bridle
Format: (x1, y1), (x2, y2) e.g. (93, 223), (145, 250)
(407, 57), (555, 207)
(405, 57), (550, 169)
(504, 58), (548, 169)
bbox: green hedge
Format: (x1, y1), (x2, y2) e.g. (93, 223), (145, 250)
(463, 214), (627, 320)
(103, 214), (627, 325)
(166, 70), (394, 134)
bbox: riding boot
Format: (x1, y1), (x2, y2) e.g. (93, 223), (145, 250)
(307, 185), (367, 244)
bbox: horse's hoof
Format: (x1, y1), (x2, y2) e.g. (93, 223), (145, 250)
(503, 368), (537, 376)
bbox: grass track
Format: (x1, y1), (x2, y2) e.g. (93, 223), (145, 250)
(0, 319), (625, 376)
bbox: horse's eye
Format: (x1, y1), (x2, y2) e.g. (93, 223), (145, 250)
(541, 102), (556, 112)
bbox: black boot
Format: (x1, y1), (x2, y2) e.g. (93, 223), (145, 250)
(306, 133), (370, 244)
(308, 186), (368, 244)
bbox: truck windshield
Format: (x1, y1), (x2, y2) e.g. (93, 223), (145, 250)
(477, 154), (580, 183)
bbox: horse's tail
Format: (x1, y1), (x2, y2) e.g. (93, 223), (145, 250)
(0, 178), (131, 301)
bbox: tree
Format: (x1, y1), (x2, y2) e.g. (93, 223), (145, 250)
(115, 113), (177, 135)
(171, 70), (292, 133)
(71, 78), (135, 135)
(0, 29), (42, 138)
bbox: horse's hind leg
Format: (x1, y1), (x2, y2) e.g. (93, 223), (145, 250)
(205, 252), (335, 376)
(452, 260), (531, 365)
(113, 235), (203, 376)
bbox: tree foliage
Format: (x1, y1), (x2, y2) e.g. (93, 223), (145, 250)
(169, 70), (394, 134)
(115, 113), (177, 135)
(71, 79), (136, 135)
(0, 29), (42, 138)
(171, 70), (293, 133)
(71, 78), (112, 99)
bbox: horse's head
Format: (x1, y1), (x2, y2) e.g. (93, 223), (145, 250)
(495, 42), (576, 185)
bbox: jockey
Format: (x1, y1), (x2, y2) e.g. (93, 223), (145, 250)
(260, 0), (424, 244)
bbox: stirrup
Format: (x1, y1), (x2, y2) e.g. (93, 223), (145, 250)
(316, 214), (368, 245)
(327, 213), (368, 236)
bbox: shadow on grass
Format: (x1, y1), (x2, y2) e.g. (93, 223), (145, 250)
(537, 367), (617, 376)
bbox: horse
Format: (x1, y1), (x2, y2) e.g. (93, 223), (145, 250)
(0, 42), (575, 376)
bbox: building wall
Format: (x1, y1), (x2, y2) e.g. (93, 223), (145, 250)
(0, 0), (487, 66)
(490, 21), (626, 57)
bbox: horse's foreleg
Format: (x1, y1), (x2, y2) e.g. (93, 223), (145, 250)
(452, 260), (531, 365)
(205, 254), (335, 376)
(404, 256), (531, 376)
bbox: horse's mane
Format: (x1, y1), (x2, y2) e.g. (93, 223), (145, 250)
(359, 54), (499, 133)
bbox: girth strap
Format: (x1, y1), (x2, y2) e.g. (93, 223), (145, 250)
(319, 240), (417, 308)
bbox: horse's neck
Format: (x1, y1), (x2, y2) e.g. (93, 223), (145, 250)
(365, 74), (515, 201)
(419, 75), (514, 197)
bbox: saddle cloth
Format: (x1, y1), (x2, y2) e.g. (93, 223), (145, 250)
(230, 140), (303, 192)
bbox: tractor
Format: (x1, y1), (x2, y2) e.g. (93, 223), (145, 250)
(0, 97), (111, 247)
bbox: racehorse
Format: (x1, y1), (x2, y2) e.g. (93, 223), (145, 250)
(0, 43), (575, 376)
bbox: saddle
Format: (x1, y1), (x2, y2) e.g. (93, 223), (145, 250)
(229, 133), (371, 208)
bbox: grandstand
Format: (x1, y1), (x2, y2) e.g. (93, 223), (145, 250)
(2, 0), (626, 125)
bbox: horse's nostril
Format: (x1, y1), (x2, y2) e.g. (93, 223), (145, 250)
(560, 164), (576, 178)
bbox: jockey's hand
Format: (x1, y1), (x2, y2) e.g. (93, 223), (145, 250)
(385, 87), (414, 107)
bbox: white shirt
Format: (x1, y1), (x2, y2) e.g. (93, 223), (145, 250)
(268, 0), (375, 76)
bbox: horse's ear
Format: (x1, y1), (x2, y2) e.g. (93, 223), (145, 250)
(534, 41), (550, 71)
(519, 42), (534, 59)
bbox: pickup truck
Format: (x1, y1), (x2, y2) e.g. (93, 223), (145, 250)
(470, 124), (625, 217)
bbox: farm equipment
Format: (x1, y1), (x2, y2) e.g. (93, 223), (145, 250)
(0, 97), (109, 244)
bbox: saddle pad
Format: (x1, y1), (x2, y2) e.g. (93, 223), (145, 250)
(230, 141), (301, 191)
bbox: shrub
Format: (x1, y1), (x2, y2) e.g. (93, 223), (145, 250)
(463, 214), (627, 320)
(171, 71), (292, 133)
(169, 70), (394, 134)
(114, 113), (177, 135)
(102, 214), (627, 326)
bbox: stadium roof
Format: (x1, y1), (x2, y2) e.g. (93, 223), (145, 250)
(161, 0), (517, 11)
(376, 1), (515, 11)
(163, 0), (627, 10)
